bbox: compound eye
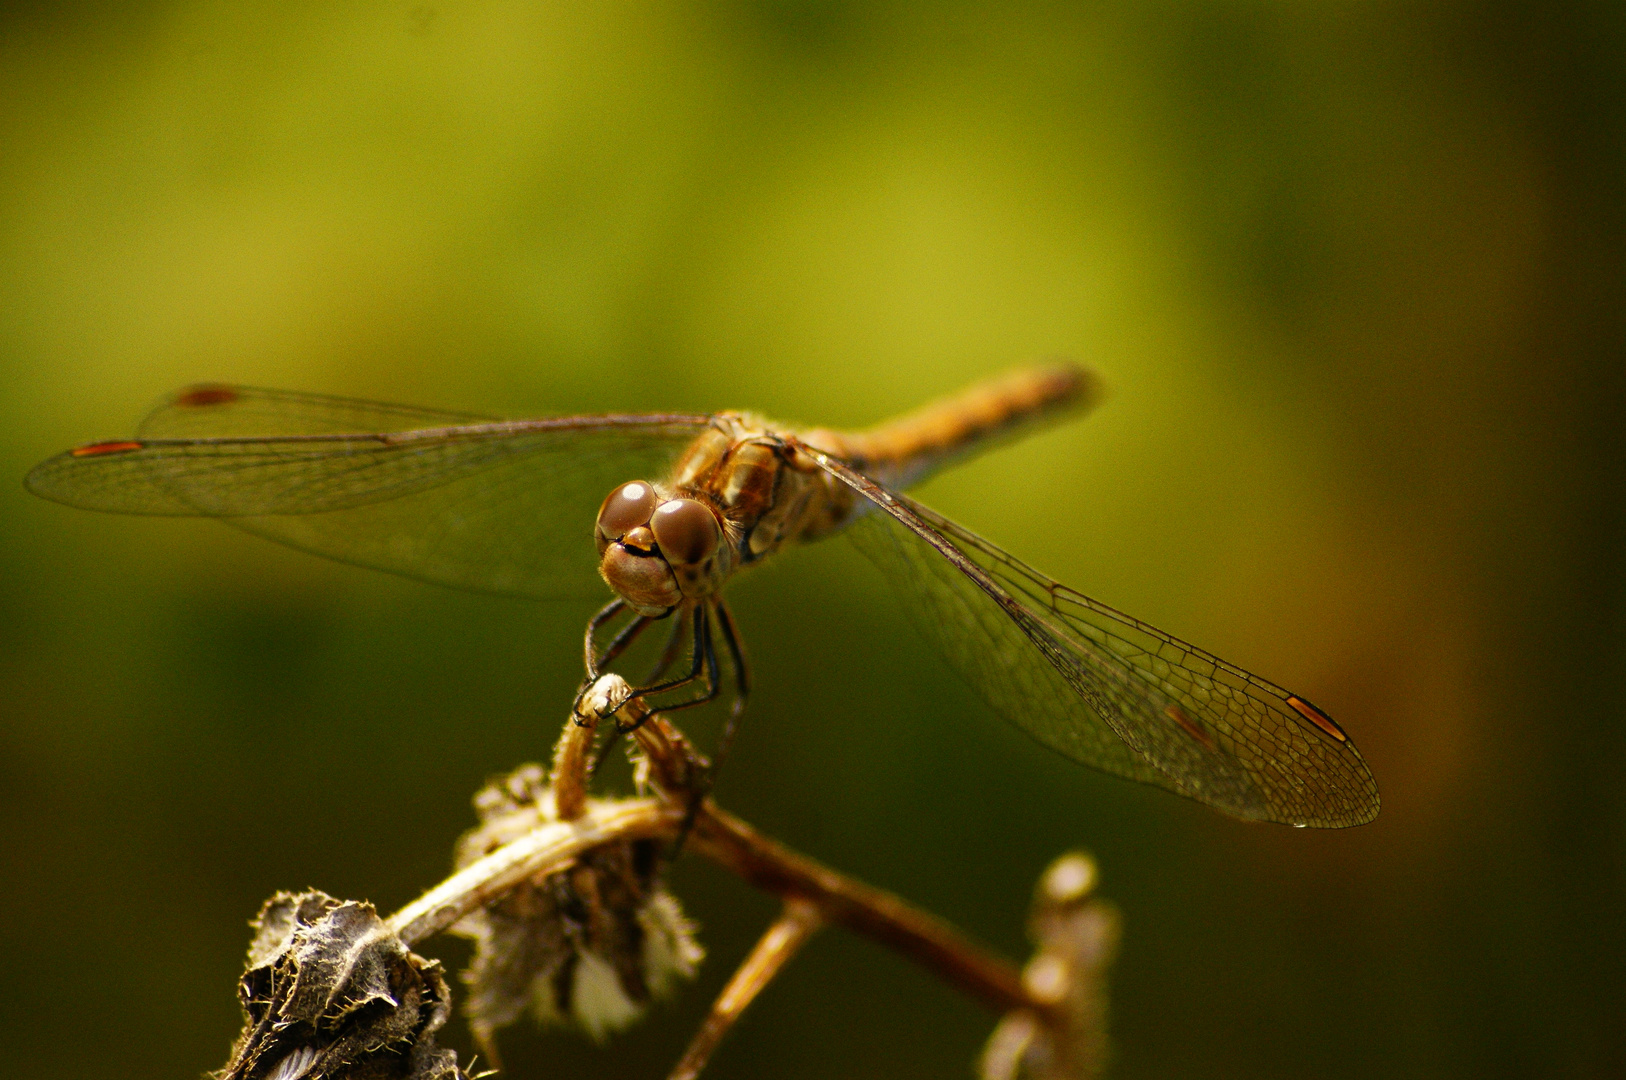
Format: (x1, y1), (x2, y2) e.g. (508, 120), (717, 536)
(650, 499), (722, 566)
(597, 481), (659, 541)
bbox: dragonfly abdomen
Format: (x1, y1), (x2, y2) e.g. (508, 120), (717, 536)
(824, 363), (1099, 491)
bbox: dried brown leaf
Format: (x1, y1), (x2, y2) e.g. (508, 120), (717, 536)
(218, 890), (467, 1080)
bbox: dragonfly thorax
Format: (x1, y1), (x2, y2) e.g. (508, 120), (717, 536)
(596, 480), (731, 615)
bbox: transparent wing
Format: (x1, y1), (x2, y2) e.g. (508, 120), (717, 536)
(27, 385), (714, 600)
(804, 449), (1379, 827)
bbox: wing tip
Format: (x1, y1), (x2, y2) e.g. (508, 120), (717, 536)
(22, 456), (57, 501)
(1295, 774), (1383, 829)
(23, 450), (119, 511)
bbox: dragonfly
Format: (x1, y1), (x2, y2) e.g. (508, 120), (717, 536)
(26, 364), (1379, 828)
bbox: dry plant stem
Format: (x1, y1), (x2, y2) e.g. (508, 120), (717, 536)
(627, 708), (1033, 1015)
(690, 804), (1030, 1014)
(387, 791), (1029, 1014)
(385, 682), (1033, 1049)
(667, 897), (825, 1080)
(551, 709), (597, 820)
(385, 798), (677, 945)
(385, 788), (1033, 1017)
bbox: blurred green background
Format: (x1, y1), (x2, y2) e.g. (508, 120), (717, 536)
(2, 3), (1622, 1078)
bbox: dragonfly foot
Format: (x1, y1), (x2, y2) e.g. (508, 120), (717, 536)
(573, 673), (634, 727)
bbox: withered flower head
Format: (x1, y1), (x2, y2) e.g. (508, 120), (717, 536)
(216, 890), (467, 1080)
(450, 764), (703, 1057)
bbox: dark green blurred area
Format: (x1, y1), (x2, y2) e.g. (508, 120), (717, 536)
(2, 2), (1622, 1077)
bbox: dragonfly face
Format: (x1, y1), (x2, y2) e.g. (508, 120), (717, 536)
(595, 481), (728, 616)
(590, 414), (857, 624)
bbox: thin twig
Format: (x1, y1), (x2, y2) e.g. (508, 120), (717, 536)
(667, 897), (825, 1080)
(690, 804), (1030, 1013)
(385, 797), (676, 945)
(627, 697), (1032, 1014)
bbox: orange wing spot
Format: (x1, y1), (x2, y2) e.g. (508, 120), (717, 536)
(1287, 695), (1347, 743)
(70, 440), (144, 457)
(1166, 703), (1216, 751)
(174, 385), (239, 407)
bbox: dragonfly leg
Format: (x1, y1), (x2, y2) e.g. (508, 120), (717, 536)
(644, 608), (695, 685)
(586, 605), (723, 849)
(622, 603), (721, 723)
(577, 598), (664, 727)
(582, 597), (627, 679)
(595, 610), (658, 675)
(664, 598), (750, 855)
(710, 597), (751, 774)
(589, 609), (695, 775)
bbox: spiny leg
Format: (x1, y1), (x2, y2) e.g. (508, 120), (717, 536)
(581, 603), (722, 814)
(577, 598), (659, 727)
(596, 611), (658, 675)
(584, 597), (676, 683)
(631, 603), (721, 715)
(666, 598), (749, 854)
(591, 609), (694, 776)
(710, 597), (752, 776)
(645, 608), (695, 687)
(582, 598), (627, 679)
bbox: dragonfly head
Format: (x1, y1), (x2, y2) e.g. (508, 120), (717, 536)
(596, 481), (726, 615)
